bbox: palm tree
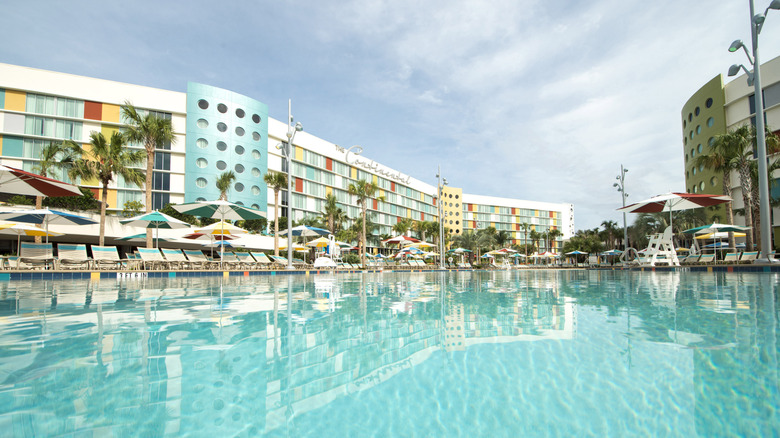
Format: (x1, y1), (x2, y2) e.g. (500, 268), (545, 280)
(529, 229), (542, 252)
(264, 171), (287, 257)
(216, 171), (236, 201)
(68, 132), (145, 246)
(347, 180), (384, 267)
(519, 222), (531, 258)
(548, 228), (563, 252)
(33, 141), (80, 242)
(392, 218), (415, 236)
(121, 102), (176, 248)
(496, 230), (510, 248)
(319, 194), (348, 234)
(601, 220), (618, 249)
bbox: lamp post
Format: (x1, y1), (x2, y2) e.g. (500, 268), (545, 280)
(436, 166), (448, 269)
(613, 165), (629, 250)
(728, 0), (780, 262)
(278, 99), (303, 270)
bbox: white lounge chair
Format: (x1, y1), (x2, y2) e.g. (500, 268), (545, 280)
(57, 243), (92, 269)
(17, 242), (56, 270)
(91, 245), (124, 270)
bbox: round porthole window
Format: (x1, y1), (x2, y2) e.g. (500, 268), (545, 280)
(707, 117), (714, 127)
(235, 164), (244, 173)
(251, 168), (260, 177)
(217, 103), (228, 113)
(196, 158), (208, 168)
(197, 119), (208, 129)
(706, 97), (714, 108)
(251, 204), (260, 210)
(217, 122), (227, 132)
(695, 107), (700, 116)
(235, 145), (245, 155)
(252, 150), (261, 160)
(252, 186), (260, 195)
(235, 183), (244, 192)
(197, 138), (208, 149)
(217, 141), (227, 151)
(217, 161), (227, 170)
(198, 99), (209, 110)
(235, 127), (245, 136)
(252, 132), (261, 141)
(196, 178), (207, 188)
(252, 114), (261, 123)
(236, 108), (245, 118)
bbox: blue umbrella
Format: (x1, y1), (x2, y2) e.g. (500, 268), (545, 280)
(0, 208), (97, 243)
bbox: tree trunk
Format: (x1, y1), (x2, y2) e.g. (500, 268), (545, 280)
(35, 195), (43, 243)
(145, 147), (154, 248)
(273, 189), (280, 257)
(739, 164), (755, 250)
(723, 172), (736, 249)
(100, 183), (108, 247)
(361, 204), (367, 268)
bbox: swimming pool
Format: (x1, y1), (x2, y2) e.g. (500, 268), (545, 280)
(0, 270), (777, 437)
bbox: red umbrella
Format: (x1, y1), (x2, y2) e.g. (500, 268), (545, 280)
(382, 235), (420, 245)
(0, 164), (82, 197)
(617, 192), (731, 229)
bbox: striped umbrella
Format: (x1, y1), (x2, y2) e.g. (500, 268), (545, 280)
(0, 223), (64, 255)
(120, 210), (191, 248)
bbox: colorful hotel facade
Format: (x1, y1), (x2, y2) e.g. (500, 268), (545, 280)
(0, 63), (574, 250)
(681, 55), (780, 242)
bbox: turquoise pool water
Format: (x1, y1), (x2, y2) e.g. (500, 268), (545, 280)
(0, 270), (777, 437)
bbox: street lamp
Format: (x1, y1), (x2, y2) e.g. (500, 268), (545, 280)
(436, 166), (448, 269)
(727, 0), (780, 262)
(613, 165), (628, 250)
(276, 99), (303, 270)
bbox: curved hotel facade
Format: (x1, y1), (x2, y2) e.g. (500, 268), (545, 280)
(682, 55), (780, 243)
(0, 63), (574, 250)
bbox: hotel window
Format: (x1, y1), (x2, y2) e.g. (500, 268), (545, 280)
(152, 193), (169, 211)
(25, 116), (54, 137)
(154, 152), (171, 170)
(153, 172), (170, 191)
(117, 190), (143, 207)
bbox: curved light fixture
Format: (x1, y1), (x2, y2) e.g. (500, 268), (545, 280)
(728, 39), (744, 52)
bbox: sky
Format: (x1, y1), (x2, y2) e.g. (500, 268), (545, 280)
(4, 0), (780, 231)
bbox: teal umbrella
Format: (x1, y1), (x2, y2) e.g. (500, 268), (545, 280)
(120, 210), (190, 248)
(172, 199), (265, 221)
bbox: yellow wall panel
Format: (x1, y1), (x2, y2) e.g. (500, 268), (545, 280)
(373, 175), (378, 184)
(107, 189), (118, 209)
(406, 209), (411, 218)
(100, 126), (118, 138)
(295, 146), (303, 161)
(350, 167), (357, 179)
(534, 210), (539, 217)
(102, 103), (121, 122)
(326, 186), (332, 196)
(5, 90), (26, 111)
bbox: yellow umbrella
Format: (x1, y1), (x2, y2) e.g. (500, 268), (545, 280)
(0, 222), (64, 255)
(194, 220), (248, 235)
(306, 236), (330, 248)
(695, 232), (745, 239)
(405, 241), (436, 248)
(279, 243), (308, 252)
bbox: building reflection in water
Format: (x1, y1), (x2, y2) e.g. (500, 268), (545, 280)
(0, 270), (776, 436)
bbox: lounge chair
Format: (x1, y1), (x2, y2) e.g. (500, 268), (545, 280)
(250, 252), (274, 269)
(91, 245), (124, 270)
(137, 248), (169, 270)
(57, 243), (92, 269)
(160, 248), (189, 270)
(739, 251), (759, 263)
(234, 252), (255, 269)
(182, 249), (214, 269)
(723, 252), (740, 263)
(17, 242), (56, 270)
(218, 252), (243, 269)
(697, 254), (716, 264)
(681, 254), (700, 265)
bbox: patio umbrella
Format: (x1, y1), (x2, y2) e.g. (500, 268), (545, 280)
(0, 223), (63, 255)
(195, 220), (248, 236)
(565, 250), (588, 255)
(617, 192), (731, 230)
(447, 248), (472, 254)
(120, 210), (191, 248)
(0, 164), (82, 198)
(382, 235), (420, 245)
(172, 199), (266, 222)
(405, 241), (436, 249)
(0, 208), (97, 243)
(279, 225), (329, 237)
(306, 236), (330, 248)
(118, 233), (173, 244)
(682, 223), (751, 235)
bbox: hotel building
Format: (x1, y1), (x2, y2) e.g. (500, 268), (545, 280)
(682, 55), (780, 243)
(0, 63), (574, 250)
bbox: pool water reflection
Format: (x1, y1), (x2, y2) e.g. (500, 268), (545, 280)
(0, 270), (777, 437)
